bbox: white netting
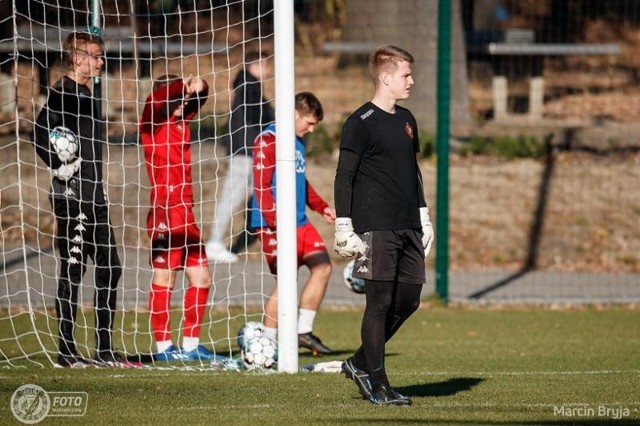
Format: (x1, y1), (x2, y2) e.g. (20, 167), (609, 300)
(1, 0), (277, 368)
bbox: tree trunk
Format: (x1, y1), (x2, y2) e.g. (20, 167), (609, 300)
(340, 0), (469, 131)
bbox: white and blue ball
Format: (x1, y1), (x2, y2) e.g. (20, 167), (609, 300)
(237, 321), (265, 350)
(343, 259), (366, 294)
(49, 126), (78, 163)
(241, 335), (277, 369)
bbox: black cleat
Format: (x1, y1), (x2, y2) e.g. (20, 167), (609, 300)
(54, 354), (101, 369)
(298, 332), (332, 355)
(95, 350), (144, 368)
(389, 387), (412, 405)
(369, 384), (412, 406)
(342, 358), (373, 399)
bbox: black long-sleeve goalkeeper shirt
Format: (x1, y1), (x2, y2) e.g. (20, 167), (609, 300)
(334, 102), (426, 233)
(33, 76), (106, 204)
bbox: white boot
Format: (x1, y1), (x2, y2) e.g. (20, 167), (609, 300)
(205, 241), (238, 263)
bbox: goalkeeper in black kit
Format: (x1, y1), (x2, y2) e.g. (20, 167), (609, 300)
(33, 32), (126, 368)
(333, 45), (434, 405)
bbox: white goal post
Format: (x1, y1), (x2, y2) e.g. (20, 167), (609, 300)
(273, 0), (298, 374)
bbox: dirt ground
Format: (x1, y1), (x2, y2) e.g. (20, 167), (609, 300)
(3, 32), (640, 274)
(2, 135), (639, 274)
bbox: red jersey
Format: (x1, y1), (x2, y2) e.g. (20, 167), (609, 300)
(139, 80), (209, 208)
(251, 125), (328, 229)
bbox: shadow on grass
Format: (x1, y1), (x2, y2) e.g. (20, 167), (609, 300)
(397, 377), (484, 397)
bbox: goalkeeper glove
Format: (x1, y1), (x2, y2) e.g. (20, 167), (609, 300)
(333, 217), (367, 258)
(52, 158), (81, 181)
(420, 207), (434, 258)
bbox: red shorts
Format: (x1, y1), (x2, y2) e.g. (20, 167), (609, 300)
(147, 205), (208, 270)
(257, 222), (327, 274)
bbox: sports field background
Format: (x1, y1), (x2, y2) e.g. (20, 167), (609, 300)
(2, 2), (640, 423)
(1, 308), (639, 424)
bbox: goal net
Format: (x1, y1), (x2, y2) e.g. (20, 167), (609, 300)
(1, 0), (281, 368)
(3, 0), (639, 369)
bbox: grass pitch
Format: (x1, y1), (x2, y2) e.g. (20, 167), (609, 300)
(1, 307), (639, 425)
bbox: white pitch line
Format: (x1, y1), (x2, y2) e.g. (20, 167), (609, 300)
(426, 402), (640, 408)
(395, 370), (640, 376)
(3, 368), (637, 381)
(172, 402), (640, 411)
(93, 368), (640, 379)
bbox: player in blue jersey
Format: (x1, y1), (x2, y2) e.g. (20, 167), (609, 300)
(251, 92), (335, 355)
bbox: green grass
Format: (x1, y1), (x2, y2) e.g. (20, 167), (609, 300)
(459, 135), (549, 160)
(1, 308), (639, 424)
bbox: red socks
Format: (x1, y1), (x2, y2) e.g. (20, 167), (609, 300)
(149, 284), (210, 342)
(149, 284), (171, 342)
(183, 286), (210, 338)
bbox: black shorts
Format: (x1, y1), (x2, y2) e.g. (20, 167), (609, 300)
(353, 229), (426, 284)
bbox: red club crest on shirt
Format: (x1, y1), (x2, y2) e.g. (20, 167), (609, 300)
(404, 122), (414, 139)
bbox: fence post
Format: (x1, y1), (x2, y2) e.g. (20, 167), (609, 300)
(436, 0), (451, 303)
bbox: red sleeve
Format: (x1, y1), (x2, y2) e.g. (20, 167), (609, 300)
(139, 80), (186, 134)
(306, 181), (328, 214)
(183, 80), (209, 122)
(254, 132), (277, 228)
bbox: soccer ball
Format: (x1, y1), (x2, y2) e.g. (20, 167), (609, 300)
(241, 335), (277, 369)
(49, 126), (78, 163)
(237, 321), (265, 350)
(343, 259), (365, 294)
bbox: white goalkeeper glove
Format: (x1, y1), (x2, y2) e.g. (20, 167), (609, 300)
(420, 207), (434, 258)
(52, 158), (81, 181)
(333, 217), (367, 258)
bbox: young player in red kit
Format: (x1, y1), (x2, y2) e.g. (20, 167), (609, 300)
(139, 74), (214, 361)
(251, 92), (335, 355)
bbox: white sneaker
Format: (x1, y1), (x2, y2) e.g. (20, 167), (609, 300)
(206, 241), (238, 263)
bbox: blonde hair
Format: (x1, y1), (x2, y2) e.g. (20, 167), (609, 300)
(64, 32), (104, 64)
(368, 45), (414, 85)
